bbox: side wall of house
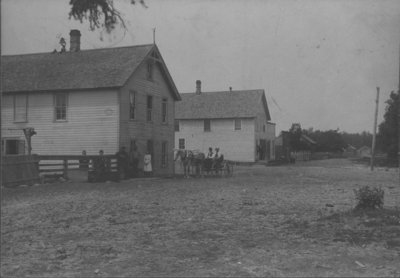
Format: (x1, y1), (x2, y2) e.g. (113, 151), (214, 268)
(1, 90), (119, 155)
(255, 100), (276, 161)
(119, 59), (176, 175)
(175, 118), (255, 162)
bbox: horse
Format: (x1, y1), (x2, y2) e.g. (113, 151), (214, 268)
(190, 150), (206, 177)
(174, 149), (193, 178)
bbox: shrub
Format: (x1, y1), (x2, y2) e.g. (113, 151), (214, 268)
(353, 186), (384, 210)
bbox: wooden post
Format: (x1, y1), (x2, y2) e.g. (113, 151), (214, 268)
(371, 87), (380, 171)
(63, 159), (68, 180)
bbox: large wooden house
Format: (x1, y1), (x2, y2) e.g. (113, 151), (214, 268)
(1, 30), (181, 175)
(174, 81), (275, 162)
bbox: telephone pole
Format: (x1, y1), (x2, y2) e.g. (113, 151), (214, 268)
(371, 87), (380, 171)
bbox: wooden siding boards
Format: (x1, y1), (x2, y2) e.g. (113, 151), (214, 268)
(175, 118), (255, 162)
(1, 44), (180, 176)
(1, 90), (119, 155)
(120, 58), (176, 175)
(175, 90), (275, 162)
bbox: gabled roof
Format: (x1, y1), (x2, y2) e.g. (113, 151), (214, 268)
(176, 89), (271, 120)
(1, 44), (180, 100)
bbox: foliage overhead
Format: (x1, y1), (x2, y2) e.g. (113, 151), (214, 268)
(69, 0), (147, 33)
(377, 90), (399, 161)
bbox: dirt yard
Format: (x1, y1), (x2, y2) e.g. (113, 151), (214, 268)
(1, 159), (399, 277)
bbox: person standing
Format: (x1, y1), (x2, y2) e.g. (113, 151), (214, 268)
(116, 146), (129, 180)
(130, 145), (140, 178)
(79, 150), (89, 170)
(143, 151), (152, 176)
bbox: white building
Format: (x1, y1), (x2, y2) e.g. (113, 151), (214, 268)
(1, 30), (181, 175)
(174, 81), (275, 162)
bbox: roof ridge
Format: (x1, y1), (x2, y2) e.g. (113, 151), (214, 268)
(181, 89), (264, 95)
(1, 44), (155, 57)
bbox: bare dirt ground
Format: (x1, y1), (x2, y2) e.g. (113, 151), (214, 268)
(1, 158), (399, 277)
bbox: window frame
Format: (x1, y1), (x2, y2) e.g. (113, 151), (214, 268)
(129, 90), (136, 120)
(161, 98), (168, 124)
(147, 61), (153, 81)
(13, 94), (28, 123)
(178, 138), (185, 149)
(204, 119), (211, 132)
(146, 95), (153, 122)
(2, 138), (25, 155)
(54, 93), (68, 122)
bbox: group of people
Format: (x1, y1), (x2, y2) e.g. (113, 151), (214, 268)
(81, 146), (153, 182)
(204, 147), (224, 171)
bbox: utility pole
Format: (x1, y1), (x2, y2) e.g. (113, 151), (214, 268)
(398, 45), (400, 181)
(371, 87), (380, 171)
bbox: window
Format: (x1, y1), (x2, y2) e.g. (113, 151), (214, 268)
(2, 139), (25, 155)
(14, 94), (28, 122)
(161, 141), (168, 168)
(174, 119), (180, 132)
(147, 95), (153, 121)
(161, 98), (168, 123)
(234, 119), (241, 130)
(204, 119), (211, 132)
(178, 138), (185, 149)
(147, 62), (153, 80)
(54, 93), (68, 121)
(129, 90), (136, 120)
(147, 140), (153, 155)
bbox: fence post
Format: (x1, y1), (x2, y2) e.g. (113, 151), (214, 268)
(63, 159), (68, 180)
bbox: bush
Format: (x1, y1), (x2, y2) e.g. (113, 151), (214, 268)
(353, 186), (384, 210)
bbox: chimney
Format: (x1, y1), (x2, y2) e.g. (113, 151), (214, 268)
(196, 80), (201, 94)
(69, 29), (81, 52)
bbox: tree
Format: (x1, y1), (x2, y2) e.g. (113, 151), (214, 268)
(69, 0), (147, 33)
(377, 90), (399, 164)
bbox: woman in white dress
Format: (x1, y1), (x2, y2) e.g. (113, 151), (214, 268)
(143, 151), (152, 176)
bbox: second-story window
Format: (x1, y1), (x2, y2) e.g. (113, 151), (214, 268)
(54, 93), (68, 121)
(147, 95), (153, 122)
(14, 94), (28, 122)
(129, 90), (136, 120)
(234, 119), (241, 130)
(161, 98), (167, 123)
(204, 119), (211, 132)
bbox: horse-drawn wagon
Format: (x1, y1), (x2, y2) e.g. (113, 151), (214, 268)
(174, 149), (233, 178)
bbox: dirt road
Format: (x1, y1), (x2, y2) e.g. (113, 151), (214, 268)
(1, 159), (399, 277)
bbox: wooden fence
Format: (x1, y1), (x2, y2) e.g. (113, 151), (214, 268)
(2, 155), (41, 187)
(37, 155), (118, 180)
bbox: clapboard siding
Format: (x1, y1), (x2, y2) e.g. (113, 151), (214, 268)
(119, 59), (176, 175)
(175, 118), (255, 162)
(1, 90), (119, 155)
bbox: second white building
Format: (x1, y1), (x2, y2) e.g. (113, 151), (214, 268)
(175, 81), (276, 162)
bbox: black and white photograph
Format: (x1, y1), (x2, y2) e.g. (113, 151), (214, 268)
(1, 0), (399, 276)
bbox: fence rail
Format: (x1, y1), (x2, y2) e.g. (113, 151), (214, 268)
(36, 155), (118, 180)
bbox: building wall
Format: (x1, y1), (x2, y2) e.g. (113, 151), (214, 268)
(119, 58), (176, 175)
(254, 102), (276, 161)
(175, 118), (255, 162)
(1, 90), (119, 155)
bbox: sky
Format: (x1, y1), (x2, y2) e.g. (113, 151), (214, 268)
(2, 0), (400, 134)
